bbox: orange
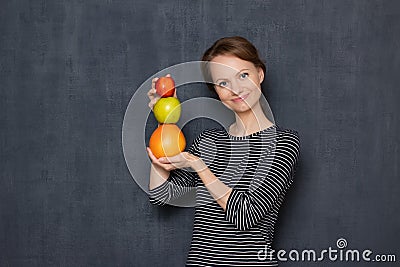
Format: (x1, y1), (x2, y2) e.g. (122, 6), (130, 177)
(149, 124), (186, 158)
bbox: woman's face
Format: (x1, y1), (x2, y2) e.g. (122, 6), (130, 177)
(209, 54), (264, 113)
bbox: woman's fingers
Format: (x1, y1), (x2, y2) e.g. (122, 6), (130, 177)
(148, 97), (159, 110)
(149, 77), (159, 99)
(152, 77), (159, 87)
(147, 147), (177, 171)
(146, 147), (158, 162)
(147, 147), (163, 165)
(158, 157), (169, 163)
(147, 88), (156, 97)
(159, 155), (185, 170)
(147, 86), (160, 110)
(148, 97), (155, 105)
(148, 76), (161, 110)
(147, 148), (164, 167)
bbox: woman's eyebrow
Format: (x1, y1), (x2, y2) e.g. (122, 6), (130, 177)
(215, 78), (227, 83)
(237, 68), (250, 73)
(214, 68), (250, 82)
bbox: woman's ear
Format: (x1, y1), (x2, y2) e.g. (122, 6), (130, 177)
(258, 67), (265, 84)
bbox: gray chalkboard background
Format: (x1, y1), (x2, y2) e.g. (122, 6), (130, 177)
(1, 0), (399, 266)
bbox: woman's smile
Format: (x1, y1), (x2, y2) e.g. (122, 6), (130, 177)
(232, 93), (250, 102)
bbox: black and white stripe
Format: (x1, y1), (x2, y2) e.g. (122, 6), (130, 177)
(149, 125), (300, 266)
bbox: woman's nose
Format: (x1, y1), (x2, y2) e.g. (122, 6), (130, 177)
(229, 80), (241, 95)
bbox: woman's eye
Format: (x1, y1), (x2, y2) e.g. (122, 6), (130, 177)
(218, 81), (227, 87)
(240, 72), (249, 79)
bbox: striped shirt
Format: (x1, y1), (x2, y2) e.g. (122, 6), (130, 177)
(149, 124), (300, 266)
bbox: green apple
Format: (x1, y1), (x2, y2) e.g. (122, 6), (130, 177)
(153, 97), (181, 123)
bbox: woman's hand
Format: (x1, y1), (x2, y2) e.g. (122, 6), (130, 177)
(146, 147), (204, 172)
(147, 73), (177, 111)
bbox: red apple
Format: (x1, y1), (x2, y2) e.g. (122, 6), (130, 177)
(155, 76), (175, 97)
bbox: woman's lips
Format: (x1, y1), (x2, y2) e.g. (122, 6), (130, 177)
(232, 93), (249, 102)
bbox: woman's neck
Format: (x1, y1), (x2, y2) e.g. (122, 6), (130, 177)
(229, 101), (274, 136)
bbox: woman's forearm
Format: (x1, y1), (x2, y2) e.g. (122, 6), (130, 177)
(149, 163), (170, 190)
(190, 157), (232, 211)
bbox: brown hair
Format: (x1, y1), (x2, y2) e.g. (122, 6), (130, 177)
(201, 36), (266, 93)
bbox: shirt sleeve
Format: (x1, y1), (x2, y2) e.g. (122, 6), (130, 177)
(224, 131), (300, 230)
(148, 131), (204, 206)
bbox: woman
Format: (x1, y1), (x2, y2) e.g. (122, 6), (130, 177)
(146, 36), (300, 266)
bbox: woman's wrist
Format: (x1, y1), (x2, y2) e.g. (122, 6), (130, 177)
(189, 155), (208, 173)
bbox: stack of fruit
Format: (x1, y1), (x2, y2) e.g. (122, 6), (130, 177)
(149, 76), (186, 158)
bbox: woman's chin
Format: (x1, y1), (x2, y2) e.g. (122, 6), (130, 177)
(230, 104), (253, 114)
(221, 98), (258, 113)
